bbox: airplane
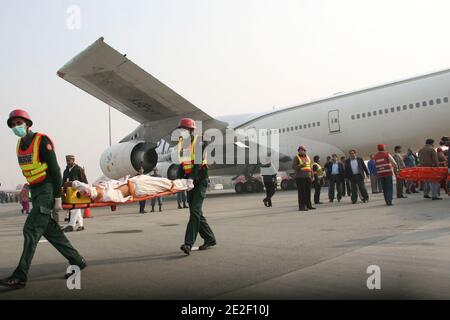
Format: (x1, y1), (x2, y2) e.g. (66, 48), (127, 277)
(57, 37), (450, 193)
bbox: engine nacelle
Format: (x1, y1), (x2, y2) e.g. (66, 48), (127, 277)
(155, 161), (179, 180)
(100, 141), (158, 179)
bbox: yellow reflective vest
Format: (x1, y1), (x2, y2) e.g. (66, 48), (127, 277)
(297, 155), (312, 172)
(16, 133), (49, 185)
(178, 135), (207, 175)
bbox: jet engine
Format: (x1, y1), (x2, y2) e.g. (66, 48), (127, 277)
(100, 141), (158, 179)
(155, 162), (179, 180)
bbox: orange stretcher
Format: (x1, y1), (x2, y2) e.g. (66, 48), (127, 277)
(398, 167), (450, 193)
(398, 167), (448, 182)
(62, 188), (180, 211)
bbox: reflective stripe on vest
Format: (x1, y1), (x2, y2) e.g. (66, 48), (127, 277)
(16, 133), (49, 185)
(374, 151), (392, 177)
(297, 155), (312, 172)
(178, 135), (207, 175)
(313, 162), (324, 177)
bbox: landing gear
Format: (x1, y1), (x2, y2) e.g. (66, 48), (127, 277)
(233, 177), (265, 194)
(281, 178), (297, 190)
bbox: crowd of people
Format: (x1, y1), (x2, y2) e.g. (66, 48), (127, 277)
(261, 137), (449, 210)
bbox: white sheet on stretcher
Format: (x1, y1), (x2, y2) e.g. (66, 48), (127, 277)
(72, 176), (194, 203)
(129, 175), (193, 197)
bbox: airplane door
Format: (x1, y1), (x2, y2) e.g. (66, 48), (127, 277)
(328, 110), (341, 133)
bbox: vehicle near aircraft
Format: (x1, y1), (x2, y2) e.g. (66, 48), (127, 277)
(58, 37), (450, 193)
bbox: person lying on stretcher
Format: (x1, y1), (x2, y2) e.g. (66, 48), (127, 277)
(70, 175), (194, 203)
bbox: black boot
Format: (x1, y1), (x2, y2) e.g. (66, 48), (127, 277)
(0, 277), (26, 290)
(65, 257), (88, 279)
(159, 205), (162, 212)
(183, 202), (188, 208)
(180, 244), (191, 255)
(151, 206), (155, 212)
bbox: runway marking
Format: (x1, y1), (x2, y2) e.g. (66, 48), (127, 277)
(39, 240), (48, 243)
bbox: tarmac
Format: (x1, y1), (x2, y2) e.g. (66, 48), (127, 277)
(0, 187), (449, 299)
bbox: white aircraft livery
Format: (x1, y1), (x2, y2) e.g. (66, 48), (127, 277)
(57, 37), (450, 184)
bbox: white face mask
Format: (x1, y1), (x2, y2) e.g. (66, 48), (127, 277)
(12, 124), (27, 137)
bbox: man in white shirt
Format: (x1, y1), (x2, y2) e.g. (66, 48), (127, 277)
(344, 150), (370, 204)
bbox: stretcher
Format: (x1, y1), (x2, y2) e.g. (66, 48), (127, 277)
(398, 167), (450, 192)
(398, 167), (448, 182)
(62, 186), (181, 211)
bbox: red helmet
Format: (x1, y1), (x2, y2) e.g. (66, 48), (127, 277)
(7, 109), (33, 128)
(377, 144), (385, 151)
(178, 118), (196, 129)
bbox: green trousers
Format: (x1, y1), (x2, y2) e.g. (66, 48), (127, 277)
(184, 180), (216, 246)
(12, 183), (83, 281)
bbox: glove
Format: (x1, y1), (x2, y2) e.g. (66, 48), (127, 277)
(54, 197), (63, 213)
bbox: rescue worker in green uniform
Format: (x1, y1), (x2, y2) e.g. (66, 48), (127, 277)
(0, 109), (86, 289)
(177, 118), (216, 255)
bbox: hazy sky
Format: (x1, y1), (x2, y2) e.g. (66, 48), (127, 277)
(1, 0), (450, 189)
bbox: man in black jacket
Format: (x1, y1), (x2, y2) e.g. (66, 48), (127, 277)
(345, 150), (370, 204)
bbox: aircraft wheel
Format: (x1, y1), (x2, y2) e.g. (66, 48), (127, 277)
(235, 183), (245, 194)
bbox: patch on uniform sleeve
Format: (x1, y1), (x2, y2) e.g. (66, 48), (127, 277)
(46, 143), (53, 151)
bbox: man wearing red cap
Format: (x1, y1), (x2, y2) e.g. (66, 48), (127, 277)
(177, 118), (216, 255)
(292, 145), (315, 211)
(373, 144), (398, 206)
(1, 109), (86, 289)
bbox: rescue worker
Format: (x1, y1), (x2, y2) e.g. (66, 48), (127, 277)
(62, 154), (88, 232)
(177, 118), (216, 255)
(292, 146), (315, 211)
(374, 144), (398, 206)
(0, 110), (86, 289)
(312, 155), (324, 205)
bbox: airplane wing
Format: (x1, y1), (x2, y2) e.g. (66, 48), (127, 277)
(57, 37), (227, 132)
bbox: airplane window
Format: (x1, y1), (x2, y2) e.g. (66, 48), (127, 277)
(304, 124), (307, 129)
(351, 115), (355, 120)
(422, 101), (427, 107)
(317, 122), (320, 126)
(396, 106), (401, 112)
(286, 128), (290, 132)
(368, 112), (371, 117)
(373, 110), (377, 116)
(415, 103), (419, 108)
(356, 114), (360, 119)
(429, 100), (434, 105)
(308, 123), (311, 128)
(444, 97), (449, 103)
(295, 126), (298, 130)
(362, 113), (366, 118)
(384, 108), (389, 113)
(291, 126), (294, 131)
(437, 98), (441, 104)
(390, 107), (395, 113)
(379, 109), (383, 114)
(282, 128), (285, 133)
(312, 123), (316, 127)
